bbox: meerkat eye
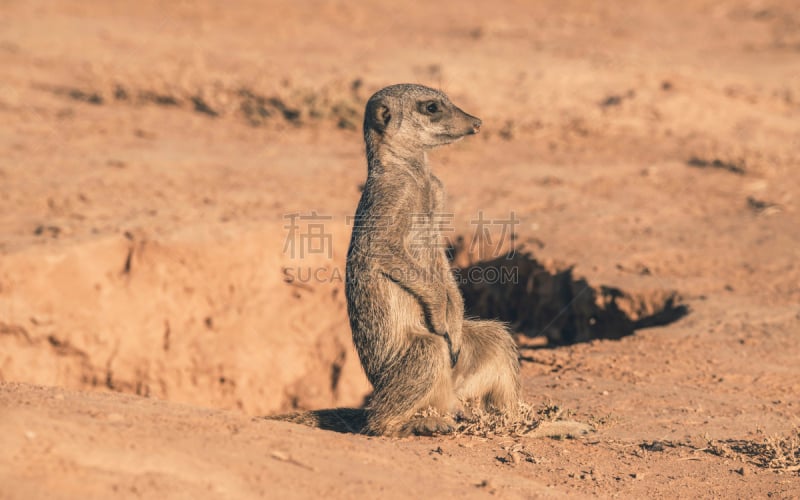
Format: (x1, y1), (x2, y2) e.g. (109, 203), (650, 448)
(426, 102), (440, 114)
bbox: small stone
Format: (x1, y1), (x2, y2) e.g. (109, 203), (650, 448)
(476, 479), (495, 492)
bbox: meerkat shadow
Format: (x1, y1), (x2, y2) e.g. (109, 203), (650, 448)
(453, 250), (690, 346)
(264, 408), (368, 434)
(307, 408), (368, 434)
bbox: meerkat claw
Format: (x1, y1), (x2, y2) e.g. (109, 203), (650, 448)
(450, 349), (460, 368)
(443, 332), (459, 367)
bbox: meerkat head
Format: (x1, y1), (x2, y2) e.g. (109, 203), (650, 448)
(364, 84), (482, 150)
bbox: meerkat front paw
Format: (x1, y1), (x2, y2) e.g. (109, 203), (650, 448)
(443, 332), (460, 368)
(445, 290), (464, 343)
(428, 306), (449, 337)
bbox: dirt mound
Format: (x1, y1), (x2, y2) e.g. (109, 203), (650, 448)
(0, 230), (370, 415)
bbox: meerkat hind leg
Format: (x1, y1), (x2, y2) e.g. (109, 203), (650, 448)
(454, 319), (521, 411)
(366, 331), (457, 437)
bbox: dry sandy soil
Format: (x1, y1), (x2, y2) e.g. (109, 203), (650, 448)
(1, 0), (800, 498)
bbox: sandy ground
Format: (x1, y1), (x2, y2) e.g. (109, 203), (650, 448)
(1, 0), (799, 497)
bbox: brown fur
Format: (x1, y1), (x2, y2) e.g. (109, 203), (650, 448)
(345, 84), (520, 436)
(266, 84), (520, 436)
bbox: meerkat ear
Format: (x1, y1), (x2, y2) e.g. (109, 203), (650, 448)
(377, 105), (391, 129)
(366, 100), (392, 133)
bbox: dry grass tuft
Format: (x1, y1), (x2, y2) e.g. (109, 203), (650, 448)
(419, 401), (571, 438)
(706, 428), (800, 474)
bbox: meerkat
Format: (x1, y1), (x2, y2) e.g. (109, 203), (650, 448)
(266, 84), (522, 436)
(345, 84), (520, 436)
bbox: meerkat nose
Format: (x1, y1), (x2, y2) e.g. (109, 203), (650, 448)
(472, 118), (482, 133)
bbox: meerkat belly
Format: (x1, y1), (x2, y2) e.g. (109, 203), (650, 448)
(348, 265), (427, 335)
(346, 265), (426, 382)
(384, 278), (426, 332)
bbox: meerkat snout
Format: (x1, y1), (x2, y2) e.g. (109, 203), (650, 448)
(440, 104), (481, 138)
(470, 117), (482, 134)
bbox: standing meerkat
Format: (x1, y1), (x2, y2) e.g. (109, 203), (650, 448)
(346, 83), (520, 436)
